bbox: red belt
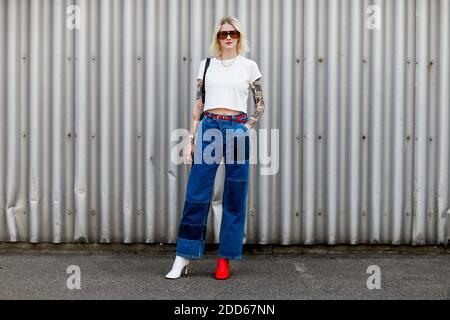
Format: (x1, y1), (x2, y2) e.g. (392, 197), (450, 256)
(204, 111), (247, 123)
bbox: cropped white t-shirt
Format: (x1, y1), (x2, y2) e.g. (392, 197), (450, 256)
(196, 55), (262, 114)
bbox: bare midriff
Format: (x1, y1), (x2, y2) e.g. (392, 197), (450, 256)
(205, 107), (242, 115)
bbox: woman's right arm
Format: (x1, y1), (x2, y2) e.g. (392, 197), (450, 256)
(189, 79), (204, 139)
(185, 79), (204, 163)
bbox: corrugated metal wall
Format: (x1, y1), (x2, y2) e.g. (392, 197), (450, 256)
(0, 0), (449, 245)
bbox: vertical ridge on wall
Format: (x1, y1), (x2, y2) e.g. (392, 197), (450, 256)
(0, 0), (6, 240)
(302, 0), (317, 244)
(18, 0), (30, 241)
(135, 0), (145, 243)
(403, 0), (416, 245)
(99, 0), (113, 243)
(122, 0), (136, 243)
(382, 0), (393, 244)
(28, 0), (43, 242)
(4, 0), (19, 241)
(348, 0), (363, 244)
(391, 0), (407, 245)
(413, 0), (429, 245)
(65, 0), (76, 242)
(337, 0), (348, 244)
(436, 0), (449, 244)
(162, 0), (169, 241)
(256, 0), (272, 244)
(144, 0), (158, 243)
(41, 0), (51, 242)
(112, 0), (122, 241)
(74, 0), (90, 242)
(292, 0), (303, 244)
(280, 0), (295, 245)
(256, 0), (271, 245)
(326, 0), (339, 244)
(426, 0), (438, 244)
(166, 0), (180, 242)
(369, 0), (383, 244)
(52, 0), (67, 243)
(88, 0), (99, 243)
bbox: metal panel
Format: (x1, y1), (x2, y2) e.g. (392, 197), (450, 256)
(0, 0), (449, 244)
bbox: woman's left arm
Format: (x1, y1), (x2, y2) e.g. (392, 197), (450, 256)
(246, 77), (265, 129)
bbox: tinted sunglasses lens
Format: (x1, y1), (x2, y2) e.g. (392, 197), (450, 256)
(217, 32), (227, 39)
(230, 31), (240, 39)
(217, 31), (240, 39)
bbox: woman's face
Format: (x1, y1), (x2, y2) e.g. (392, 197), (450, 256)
(217, 23), (240, 50)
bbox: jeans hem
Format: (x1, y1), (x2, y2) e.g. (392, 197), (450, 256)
(217, 253), (243, 260)
(176, 237), (205, 259)
(176, 252), (205, 260)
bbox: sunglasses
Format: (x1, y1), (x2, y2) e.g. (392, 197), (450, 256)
(217, 30), (240, 40)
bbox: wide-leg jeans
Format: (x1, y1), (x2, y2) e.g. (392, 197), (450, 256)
(175, 113), (250, 260)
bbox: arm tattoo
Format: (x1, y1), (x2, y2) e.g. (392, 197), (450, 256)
(247, 77), (265, 128)
(196, 79), (204, 102)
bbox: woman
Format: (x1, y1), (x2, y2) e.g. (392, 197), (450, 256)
(165, 16), (265, 280)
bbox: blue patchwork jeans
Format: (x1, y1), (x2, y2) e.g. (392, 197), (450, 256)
(175, 112), (250, 260)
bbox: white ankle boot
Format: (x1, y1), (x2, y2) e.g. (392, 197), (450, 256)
(165, 255), (190, 279)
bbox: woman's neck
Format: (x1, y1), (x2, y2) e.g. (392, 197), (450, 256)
(219, 49), (238, 60)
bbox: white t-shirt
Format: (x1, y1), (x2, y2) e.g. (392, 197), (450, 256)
(196, 55), (262, 114)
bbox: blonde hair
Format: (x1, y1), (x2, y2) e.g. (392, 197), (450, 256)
(207, 16), (251, 57)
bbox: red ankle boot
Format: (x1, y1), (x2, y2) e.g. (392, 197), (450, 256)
(215, 258), (230, 280)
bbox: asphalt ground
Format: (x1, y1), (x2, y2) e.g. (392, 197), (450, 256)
(0, 248), (449, 300)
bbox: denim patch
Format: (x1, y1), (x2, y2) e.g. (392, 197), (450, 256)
(178, 222), (207, 241)
(224, 179), (247, 214)
(181, 200), (210, 225)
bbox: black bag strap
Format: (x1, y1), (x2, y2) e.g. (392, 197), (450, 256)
(201, 58), (211, 105)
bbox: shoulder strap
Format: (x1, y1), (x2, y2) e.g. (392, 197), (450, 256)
(201, 58), (211, 105)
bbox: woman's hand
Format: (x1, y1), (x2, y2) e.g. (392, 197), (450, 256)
(184, 140), (195, 164)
